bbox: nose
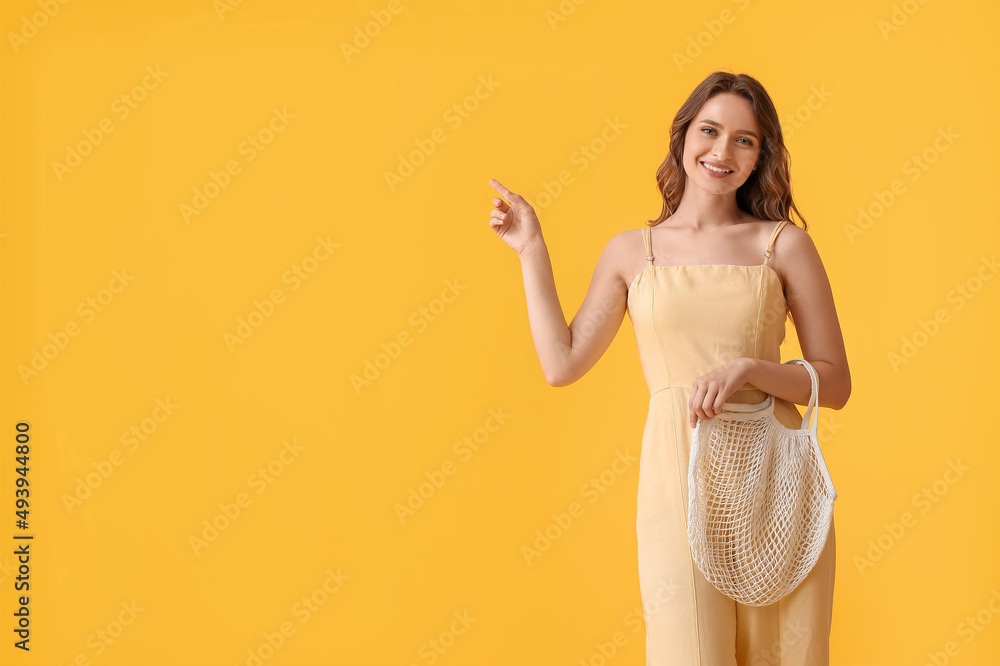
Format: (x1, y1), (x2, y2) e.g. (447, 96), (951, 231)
(712, 144), (731, 160)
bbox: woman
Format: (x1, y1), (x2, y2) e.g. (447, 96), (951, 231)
(487, 70), (850, 665)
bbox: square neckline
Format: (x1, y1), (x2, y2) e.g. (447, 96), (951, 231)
(627, 221), (789, 299)
(626, 262), (784, 298)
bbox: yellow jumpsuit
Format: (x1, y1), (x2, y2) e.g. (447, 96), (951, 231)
(626, 220), (836, 665)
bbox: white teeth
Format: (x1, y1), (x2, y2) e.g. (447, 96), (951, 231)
(702, 162), (732, 173)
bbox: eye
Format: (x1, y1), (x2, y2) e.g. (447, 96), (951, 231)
(701, 127), (754, 146)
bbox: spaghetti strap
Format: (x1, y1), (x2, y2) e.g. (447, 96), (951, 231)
(763, 220), (789, 266)
(641, 226), (654, 266)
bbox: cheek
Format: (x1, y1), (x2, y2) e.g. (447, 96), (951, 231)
(684, 141), (705, 164)
(685, 135), (706, 154)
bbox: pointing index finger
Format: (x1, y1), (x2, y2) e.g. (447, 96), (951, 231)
(488, 178), (511, 199)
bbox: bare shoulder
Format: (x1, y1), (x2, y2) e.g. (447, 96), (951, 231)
(601, 227), (645, 290)
(605, 227), (640, 246)
(770, 220), (817, 261)
(767, 220), (823, 285)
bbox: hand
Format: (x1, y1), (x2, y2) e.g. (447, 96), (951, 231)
(688, 358), (754, 428)
(487, 178), (544, 256)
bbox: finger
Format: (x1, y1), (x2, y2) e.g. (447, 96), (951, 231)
(490, 209), (507, 220)
(691, 389), (714, 421)
(689, 387), (705, 427)
(489, 178), (524, 204)
(702, 391), (719, 417)
(492, 197), (510, 213)
(488, 178), (512, 199)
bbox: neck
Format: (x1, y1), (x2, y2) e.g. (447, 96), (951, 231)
(671, 187), (744, 230)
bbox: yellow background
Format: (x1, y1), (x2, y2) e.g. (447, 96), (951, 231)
(1, 0), (998, 664)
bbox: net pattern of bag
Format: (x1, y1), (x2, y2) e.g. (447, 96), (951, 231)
(686, 358), (837, 607)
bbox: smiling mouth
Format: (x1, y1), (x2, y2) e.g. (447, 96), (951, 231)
(701, 161), (734, 174)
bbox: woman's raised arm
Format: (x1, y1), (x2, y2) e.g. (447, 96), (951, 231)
(488, 178), (629, 386)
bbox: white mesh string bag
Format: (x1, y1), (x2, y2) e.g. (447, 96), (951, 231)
(686, 358), (837, 607)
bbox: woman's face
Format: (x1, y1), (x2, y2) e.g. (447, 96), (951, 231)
(682, 92), (762, 193)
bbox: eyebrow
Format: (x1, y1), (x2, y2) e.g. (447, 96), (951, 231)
(697, 119), (759, 140)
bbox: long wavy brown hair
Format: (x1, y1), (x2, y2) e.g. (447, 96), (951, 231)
(647, 71), (808, 232)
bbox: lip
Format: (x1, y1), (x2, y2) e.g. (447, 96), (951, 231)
(700, 160), (734, 173)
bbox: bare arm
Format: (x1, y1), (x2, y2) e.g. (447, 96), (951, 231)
(746, 224), (852, 410)
(517, 234), (629, 386)
(487, 178), (629, 386)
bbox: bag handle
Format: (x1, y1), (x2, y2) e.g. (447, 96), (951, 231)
(783, 358), (819, 435)
(783, 357), (838, 499)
